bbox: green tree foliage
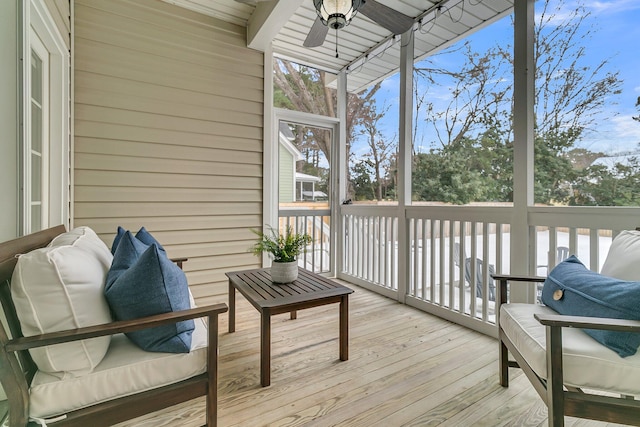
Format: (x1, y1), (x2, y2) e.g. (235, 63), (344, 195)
(570, 157), (640, 206)
(412, 141), (493, 204)
(350, 161), (375, 201)
(358, 103), (397, 200)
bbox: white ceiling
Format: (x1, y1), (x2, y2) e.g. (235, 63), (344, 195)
(163, 0), (514, 93)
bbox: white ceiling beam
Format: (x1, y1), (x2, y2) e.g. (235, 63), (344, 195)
(247, 0), (304, 51)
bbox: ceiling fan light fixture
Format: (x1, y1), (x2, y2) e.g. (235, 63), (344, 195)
(313, 0), (363, 30)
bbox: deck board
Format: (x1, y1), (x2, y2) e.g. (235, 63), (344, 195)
(113, 283), (624, 427)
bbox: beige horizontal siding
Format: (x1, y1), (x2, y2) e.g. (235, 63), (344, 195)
(75, 202), (262, 218)
(74, 0), (263, 301)
(74, 121), (263, 152)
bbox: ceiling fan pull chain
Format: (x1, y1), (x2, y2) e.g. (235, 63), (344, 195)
(335, 30), (339, 58)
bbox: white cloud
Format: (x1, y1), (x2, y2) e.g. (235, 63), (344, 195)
(535, 0), (640, 26)
(579, 114), (640, 153)
(611, 115), (640, 139)
(587, 0), (640, 15)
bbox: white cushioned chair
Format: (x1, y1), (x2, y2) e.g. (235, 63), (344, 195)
(495, 229), (640, 426)
(0, 225), (227, 426)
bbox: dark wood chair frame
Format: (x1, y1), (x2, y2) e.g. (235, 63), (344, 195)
(0, 225), (228, 427)
(494, 274), (640, 427)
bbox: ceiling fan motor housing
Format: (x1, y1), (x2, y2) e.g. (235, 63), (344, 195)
(313, 0), (364, 29)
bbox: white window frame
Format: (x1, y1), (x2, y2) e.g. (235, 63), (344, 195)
(28, 31), (50, 232)
(21, 0), (69, 234)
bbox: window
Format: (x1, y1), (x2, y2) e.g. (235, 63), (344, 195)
(28, 34), (49, 232)
(21, 0), (69, 234)
(273, 57), (337, 118)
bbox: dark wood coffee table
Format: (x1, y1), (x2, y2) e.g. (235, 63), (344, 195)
(225, 267), (353, 386)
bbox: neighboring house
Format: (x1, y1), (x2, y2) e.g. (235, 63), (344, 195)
(590, 154), (640, 174)
(296, 172), (326, 201)
(278, 123), (326, 202)
(278, 123), (302, 203)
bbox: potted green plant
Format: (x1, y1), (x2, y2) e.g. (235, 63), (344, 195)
(250, 225), (312, 283)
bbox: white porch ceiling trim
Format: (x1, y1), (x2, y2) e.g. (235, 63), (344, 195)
(247, 0), (304, 51)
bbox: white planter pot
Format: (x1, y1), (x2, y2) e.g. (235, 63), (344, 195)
(270, 261), (298, 284)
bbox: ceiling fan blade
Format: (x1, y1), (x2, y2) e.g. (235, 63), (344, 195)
(358, 0), (414, 34)
(303, 17), (329, 48)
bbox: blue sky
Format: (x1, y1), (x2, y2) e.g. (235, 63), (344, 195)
(580, 0), (640, 154)
(354, 0), (640, 158)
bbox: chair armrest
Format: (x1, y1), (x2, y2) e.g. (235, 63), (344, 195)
(170, 257), (188, 269)
(492, 274), (546, 304)
(492, 274), (546, 282)
(535, 313), (640, 332)
(6, 303), (228, 352)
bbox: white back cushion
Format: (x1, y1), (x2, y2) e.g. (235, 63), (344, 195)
(11, 226), (113, 377)
(600, 230), (640, 281)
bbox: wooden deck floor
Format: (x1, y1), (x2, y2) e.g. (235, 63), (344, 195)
(115, 283), (626, 427)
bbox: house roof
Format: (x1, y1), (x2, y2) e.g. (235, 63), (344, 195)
(280, 130), (303, 161)
(591, 154), (640, 169)
(296, 172), (321, 183)
(163, 0), (514, 93)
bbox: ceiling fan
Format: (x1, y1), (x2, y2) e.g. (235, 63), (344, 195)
(235, 0), (415, 48)
(303, 0), (414, 47)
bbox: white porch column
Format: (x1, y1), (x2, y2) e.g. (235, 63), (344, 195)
(335, 69), (348, 275)
(263, 44), (276, 267)
(511, 0), (536, 302)
(397, 30), (414, 303)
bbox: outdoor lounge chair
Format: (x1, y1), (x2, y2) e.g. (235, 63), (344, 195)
(0, 225), (228, 426)
(495, 230), (640, 426)
(453, 242), (496, 301)
(536, 246), (570, 275)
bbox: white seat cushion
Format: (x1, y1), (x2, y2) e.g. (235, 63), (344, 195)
(29, 317), (208, 419)
(500, 303), (640, 396)
(11, 226), (113, 377)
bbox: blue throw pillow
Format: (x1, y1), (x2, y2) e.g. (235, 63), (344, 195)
(105, 231), (194, 353)
(542, 255), (640, 357)
(110, 226), (126, 254)
(111, 226), (165, 255)
(135, 226), (165, 251)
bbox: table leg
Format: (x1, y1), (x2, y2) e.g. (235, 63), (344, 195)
(340, 295), (349, 361)
(261, 310), (271, 386)
(290, 310), (297, 320)
(228, 281), (236, 333)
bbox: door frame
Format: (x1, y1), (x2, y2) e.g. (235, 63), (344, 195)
(19, 0), (70, 235)
(270, 108), (339, 275)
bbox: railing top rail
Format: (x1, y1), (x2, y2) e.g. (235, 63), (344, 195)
(529, 206), (640, 229)
(405, 205), (513, 222)
(279, 208), (331, 217)
(341, 205), (399, 216)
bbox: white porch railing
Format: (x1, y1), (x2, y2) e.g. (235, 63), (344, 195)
(341, 206), (399, 298)
(339, 204), (640, 337)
